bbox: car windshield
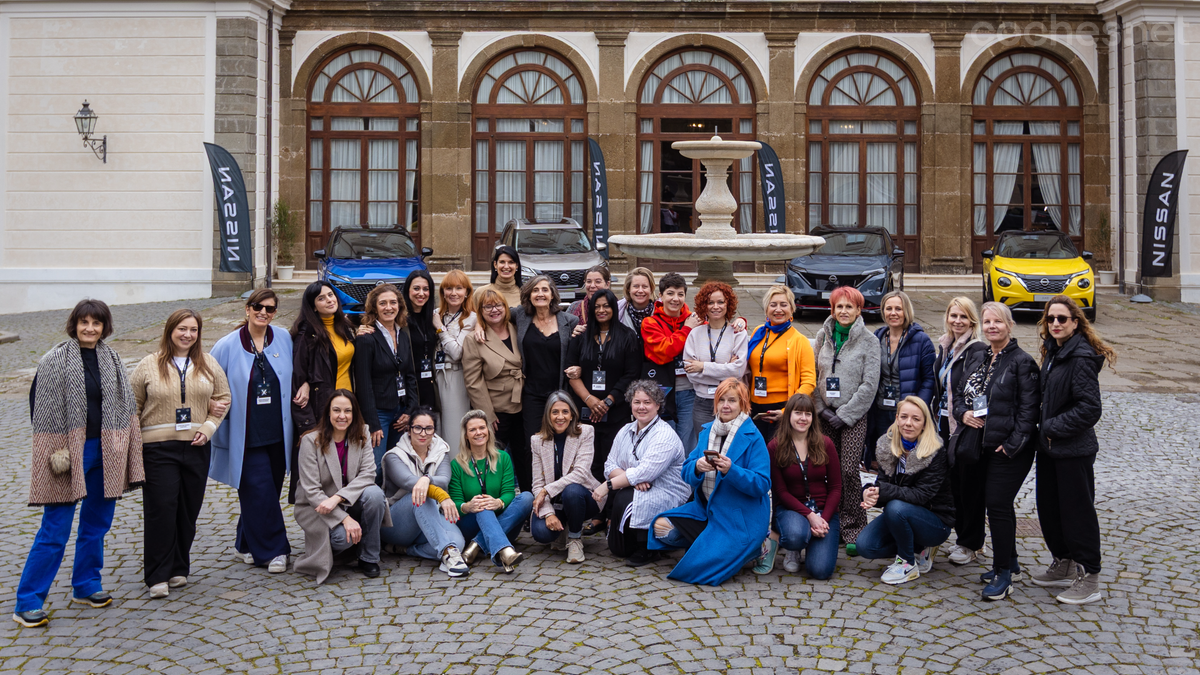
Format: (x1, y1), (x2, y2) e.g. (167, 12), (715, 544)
(514, 228), (592, 255)
(814, 231), (887, 255)
(330, 230), (416, 259)
(995, 233), (1078, 259)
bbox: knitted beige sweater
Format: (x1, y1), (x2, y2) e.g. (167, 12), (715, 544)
(130, 352), (231, 444)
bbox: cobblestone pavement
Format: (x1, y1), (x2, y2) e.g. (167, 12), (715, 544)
(0, 293), (1198, 674)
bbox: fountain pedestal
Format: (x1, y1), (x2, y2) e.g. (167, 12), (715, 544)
(608, 136), (824, 286)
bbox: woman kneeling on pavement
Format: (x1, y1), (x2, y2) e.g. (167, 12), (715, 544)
(530, 392), (603, 564)
(380, 407), (469, 578)
(449, 410), (534, 573)
(650, 378), (770, 585)
(760, 393), (842, 579)
(592, 379), (692, 567)
(856, 396), (954, 586)
(294, 390), (390, 583)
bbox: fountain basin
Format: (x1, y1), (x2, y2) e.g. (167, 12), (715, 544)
(608, 232), (826, 262)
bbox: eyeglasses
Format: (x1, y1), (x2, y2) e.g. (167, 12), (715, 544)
(250, 303), (277, 314)
(482, 304), (504, 311)
(411, 425), (436, 435)
(1046, 314), (1073, 325)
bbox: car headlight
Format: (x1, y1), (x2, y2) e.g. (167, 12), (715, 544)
(997, 276), (1012, 288)
(1077, 277), (1091, 289)
(521, 265), (539, 279)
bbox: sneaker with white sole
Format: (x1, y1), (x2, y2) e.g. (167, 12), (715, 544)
(1031, 558), (1081, 588)
(439, 547), (470, 577)
(242, 552), (254, 565)
(267, 555), (287, 573)
(881, 556), (920, 585)
(915, 546), (938, 574)
(148, 583), (169, 599)
(947, 544), (979, 565)
(782, 549), (802, 573)
(1055, 571), (1102, 605)
(566, 538), (585, 564)
(168, 576), (187, 589)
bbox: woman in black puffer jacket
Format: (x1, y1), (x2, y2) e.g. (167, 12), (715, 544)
(950, 301), (1039, 602)
(1030, 296), (1114, 606)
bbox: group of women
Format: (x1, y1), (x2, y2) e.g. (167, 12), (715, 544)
(12, 253), (1114, 627)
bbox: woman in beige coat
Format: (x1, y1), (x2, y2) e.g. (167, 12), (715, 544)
(293, 390), (391, 584)
(434, 270), (477, 448)
(461, 288), (524, 458)
(529, 392), (603, 564)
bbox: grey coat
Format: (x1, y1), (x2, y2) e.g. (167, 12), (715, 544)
(382, 434), (453, 504)
(293, 431), (393, 584)
(812, 315), (881, 426)
(510, 306), (579, 391)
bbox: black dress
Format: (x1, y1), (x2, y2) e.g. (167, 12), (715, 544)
(565, 323), (643, 480)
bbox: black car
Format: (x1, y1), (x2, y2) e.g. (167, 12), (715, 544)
(780, 226), (905, 315)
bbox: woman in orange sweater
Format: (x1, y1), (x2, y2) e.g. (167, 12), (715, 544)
(746, 285), (815, 440)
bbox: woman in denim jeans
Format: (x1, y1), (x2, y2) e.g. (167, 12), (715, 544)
(757, 393), (841, 579)
(856, 396), (955, 586)
(380, 408), (469, 579)
(448, 410), (533, 573)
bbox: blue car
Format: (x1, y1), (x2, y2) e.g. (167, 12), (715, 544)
(315, 227), (432, 316)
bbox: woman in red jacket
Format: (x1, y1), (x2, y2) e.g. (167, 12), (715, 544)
(640, 272), (701, 449)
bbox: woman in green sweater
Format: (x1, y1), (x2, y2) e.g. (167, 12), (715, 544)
(449, 410), (534, 573)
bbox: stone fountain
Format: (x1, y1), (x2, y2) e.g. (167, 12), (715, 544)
(608, 135), (825, 286)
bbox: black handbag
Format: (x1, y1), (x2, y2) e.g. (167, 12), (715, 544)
(951, 424), (984, 466)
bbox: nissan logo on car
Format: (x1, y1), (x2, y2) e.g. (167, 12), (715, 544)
(828, 275), (838, 287)
(560, 273), (570, 282)
(1041, 278), (1050, 285)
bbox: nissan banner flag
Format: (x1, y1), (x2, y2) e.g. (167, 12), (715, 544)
(757, 142), (785, 233)
(587, 138), (609, 258)
(204, 143), (253, 274)
(1140, 150), (1188, 278)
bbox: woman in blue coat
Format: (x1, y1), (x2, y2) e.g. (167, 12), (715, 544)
(865, 291), (936, 471)
(649, 378), (771, 586)
(210, 289), (295, 573)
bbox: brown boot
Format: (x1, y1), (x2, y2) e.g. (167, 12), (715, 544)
(461, 541), (483, 566)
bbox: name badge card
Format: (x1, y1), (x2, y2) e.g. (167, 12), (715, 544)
(826, 377), (841, 399)
(175, 408), (192, 431)
(753, 376), (768, 398)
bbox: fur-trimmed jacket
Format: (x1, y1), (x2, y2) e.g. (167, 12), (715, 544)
(813, 316), (881, 426)
(870, 431), (955, 527)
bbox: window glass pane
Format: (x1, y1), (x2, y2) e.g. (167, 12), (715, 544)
(406, 118), (418, 132)
(476, 119), (489, 132)
(809, 204), (821, 228)
(863, 121), (895, 134)
(994, 121), (1025, 135)
(1068, 121), (1080, 136)
(330, 139), (361, 199)
(904, 142), (916, 174)
(809, 120), (822, 135)
(533, 141), (564, 220)
(738, 155), (753, 234)
(404, 138), (418, 228)
(475, 202), (489, 234)
(830, 121), (861, 134)
(905, 205), (918, 235)
(310, 139), (323, 169)
(309, 201), (322, 232)
(905, 174), (918, 205)
(809, 172), (821, 205)
(311, 117), (324, 130)
(808, 142), (822, 173)
(330, 202), (360, 227)
(1029, 121), (1059, 135)
(495, 140), (526, 226)
(495, 118), (564, 133)
(571, 119), (584, 133)
(904, 121), (917, 135)
(369, 118), (399, 131)
(829, 143), (858, 173)
(739, 118), (752, 134)
(332, 117), (364, 131)
(974, 121), (986, 135)
(640, 118), (653, 134)
(639, 140), (654, 234)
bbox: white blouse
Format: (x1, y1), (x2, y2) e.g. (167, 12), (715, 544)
(603, 417), (692, 530)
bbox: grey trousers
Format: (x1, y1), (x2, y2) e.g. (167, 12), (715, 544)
(693, 396), (715, 438)
(329, 484), (386, 564)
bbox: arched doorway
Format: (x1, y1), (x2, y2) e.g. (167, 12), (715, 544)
(305, 46), (421, 266)
(970, 51), (1083, 271)
(471, 49), (588, 268)
(636, 49), (757, 271)
(805, 50), (921, 271)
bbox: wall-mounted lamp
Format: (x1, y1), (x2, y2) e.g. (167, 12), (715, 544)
(74, 101), (106, 163)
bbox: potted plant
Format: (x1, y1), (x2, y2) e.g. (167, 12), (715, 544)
(272, 198), (298, 280)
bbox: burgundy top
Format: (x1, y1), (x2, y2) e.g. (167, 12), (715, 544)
(768, 436), (841, 521)
(335, 440), (348, 483)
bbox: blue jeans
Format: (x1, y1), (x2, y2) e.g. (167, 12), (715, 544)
(855, 500), (951, 565)
(16, 438), (116, 612)
(671, 388), (697, 452)
(456, 492), (534, 566)
(373, 406), (404, 479)
(381, 496), (465, 561)
(776, 510), (841, 580)
(531, 483), (600, 541)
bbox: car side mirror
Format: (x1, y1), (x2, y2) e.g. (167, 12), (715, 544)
(596, 241), (607, 251)
(314, 249), (326, 260)
(893, 248), (904, 256)
(420, 247), (433, 259)
(981, 249), (994, 259)
(1081, 250), (1094, 260)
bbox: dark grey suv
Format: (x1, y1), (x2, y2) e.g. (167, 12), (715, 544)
(498, 218), (606, 302)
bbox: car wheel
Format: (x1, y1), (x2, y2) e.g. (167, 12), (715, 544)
(983, 275), (993, 303)
(1085, 295), (1097, 323)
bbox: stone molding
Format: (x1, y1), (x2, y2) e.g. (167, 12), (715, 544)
(291, 31), (433, 104)
(456, 33), (599, 104)
(959, 35), (1100, 105)
(623, 33), (769, 104)
(794, 35), (936, 106)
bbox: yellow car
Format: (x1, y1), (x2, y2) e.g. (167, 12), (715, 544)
(982, 231), (1096, 322)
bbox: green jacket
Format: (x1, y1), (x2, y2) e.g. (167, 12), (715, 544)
(448, 451), (516, 512)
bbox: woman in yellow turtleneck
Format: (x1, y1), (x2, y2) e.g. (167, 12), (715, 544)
(472, 245), (523, 310)
(322, 314), (354, 390)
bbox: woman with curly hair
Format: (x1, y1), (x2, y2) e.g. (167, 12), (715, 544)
(682, 282), (748, 441)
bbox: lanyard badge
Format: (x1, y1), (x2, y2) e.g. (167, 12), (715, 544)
(825, 376), (841, 399)
(591, 369), (607, 392)
(173, 358), (192, 430)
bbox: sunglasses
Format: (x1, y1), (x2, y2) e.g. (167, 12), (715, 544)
(1046, 314), (1073, 325)
(250, 303), (278, 314)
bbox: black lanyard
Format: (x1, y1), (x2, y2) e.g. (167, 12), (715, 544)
(172, 357), (190, 405)
(630, 418), (659, 461)
(444, 310), (461, 328)
(708, 324), (728, 362)
(758, 330), (782, 373)
(248, 334), (268, 386)
(473, 458), (488, 495)
(795, 451), (811, 502)
(597, 331), (608, 361)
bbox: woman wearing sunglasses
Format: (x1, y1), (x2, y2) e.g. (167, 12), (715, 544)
(209, 289), (295, 575)
(1031, 296), (1115, 605)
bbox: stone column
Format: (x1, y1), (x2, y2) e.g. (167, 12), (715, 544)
(764, 32), (798, 239)
(276, 29), (307, 271)
(927, 32), (970, 274)
(426, 30), (470, 271)
(595, 31), (630, 271)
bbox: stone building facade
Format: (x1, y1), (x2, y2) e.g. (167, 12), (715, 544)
(0, 0), (1197, 313)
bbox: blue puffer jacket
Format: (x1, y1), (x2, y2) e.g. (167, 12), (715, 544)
(874, 323), (937, 406)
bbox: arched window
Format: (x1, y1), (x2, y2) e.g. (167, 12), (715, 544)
(636, 49), (757, 267)
(806, 50), (921, 270)
(971, 51), (1083, 267)
(306, 47), (421, 263)
(471, 49), (587, 267)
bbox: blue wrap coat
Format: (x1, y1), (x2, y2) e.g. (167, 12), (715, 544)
(649, 419), (772, 586)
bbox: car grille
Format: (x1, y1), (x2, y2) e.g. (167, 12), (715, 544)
(330, 281), (373, 304)
(543, 269), (587, 289)
(799, 272), (866, 291)
(1019, 275), (1070, 294)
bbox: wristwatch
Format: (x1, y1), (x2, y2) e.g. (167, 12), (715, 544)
(606, 479), (613, 491)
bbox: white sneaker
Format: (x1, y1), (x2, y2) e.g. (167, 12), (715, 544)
(242, 552), (254, 565)
(268, 555), (287, 573)
(566, 538), (585, 564)
(881, 557), (920, 585)
(438, 547), (469, 578)
(782, 550), (802, 573)
(947, 545), (979, 565)
(148, 583), (169, 599)
(168, 576), (187, 589)
(915, 546), (938, 574)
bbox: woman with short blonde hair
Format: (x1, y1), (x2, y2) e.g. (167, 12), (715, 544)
(747, 284), (814, 441)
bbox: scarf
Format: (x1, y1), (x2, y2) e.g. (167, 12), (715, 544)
(382, 432), (451, 504)
(30, 339), (143, 505)
(625, 301), (654, 336)
(833, 321), (851, 351)
(702, 411), (749, 501)
(898, 437), (917, 475)
(747, 321), (793, 358)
